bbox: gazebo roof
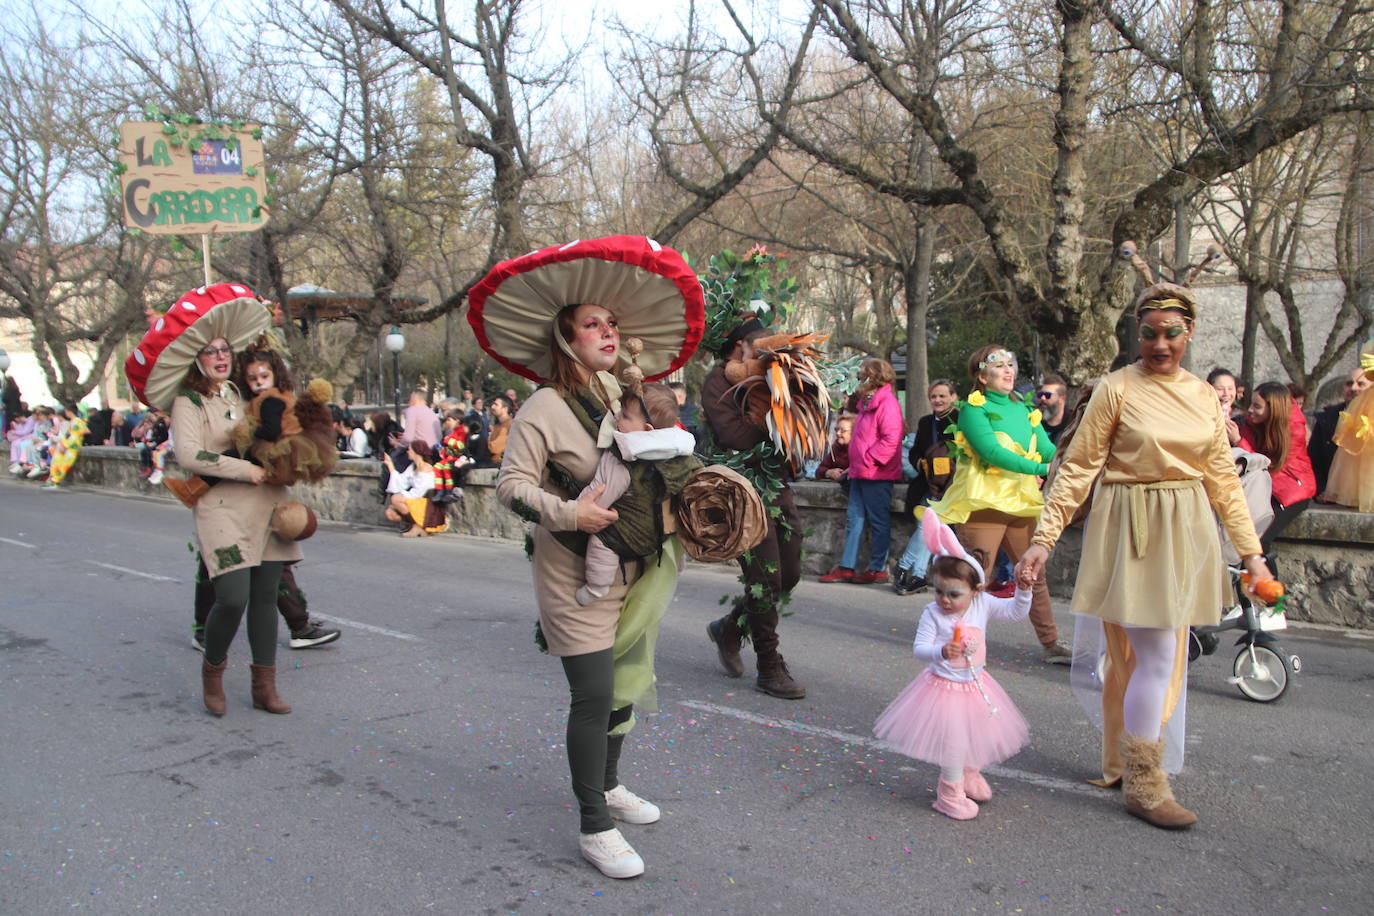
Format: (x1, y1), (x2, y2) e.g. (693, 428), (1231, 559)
(284, 285), (427, 322)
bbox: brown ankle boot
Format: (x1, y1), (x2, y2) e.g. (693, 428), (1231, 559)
(165, 474), (211, 508)
(1121, 733), (1197, 829)
(249, 664), (292, 714)
(755, 653), (806, 699)
(706, 616), (744, 678)
(202, 658), (227, 716)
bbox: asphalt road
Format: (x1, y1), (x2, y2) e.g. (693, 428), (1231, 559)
(1, 478), (1371, 915)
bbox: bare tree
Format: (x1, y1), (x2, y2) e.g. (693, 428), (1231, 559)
(0, 21), (170, 405)
(774, 0), (1374, 382)
(1201, 116), (1374, 389)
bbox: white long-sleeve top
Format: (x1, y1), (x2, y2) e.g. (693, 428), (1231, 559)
(912, 588), (1032, 682)
(386, 465), (436, 499)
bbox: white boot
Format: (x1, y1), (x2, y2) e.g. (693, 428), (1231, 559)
(579, 827), (644, 878)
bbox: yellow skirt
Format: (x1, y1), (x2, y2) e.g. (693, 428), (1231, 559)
(407, 496), (448, 533)
(1071, 480), (1228, 628)
(925, 457), (1044, 524)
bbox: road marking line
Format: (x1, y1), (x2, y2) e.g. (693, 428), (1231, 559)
(326, 615), (422, 642)
(679, 699), (1107, 798)
(0, 536), (36, 549)
(85, 561), (181, 582)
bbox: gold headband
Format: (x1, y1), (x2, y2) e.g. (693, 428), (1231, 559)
(1135, 298), (1195, 321)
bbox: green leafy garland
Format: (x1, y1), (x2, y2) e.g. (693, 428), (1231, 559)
(695, 245), (798, 356)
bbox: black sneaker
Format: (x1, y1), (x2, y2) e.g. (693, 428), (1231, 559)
(290, 623), (341, 649)
(891, 567), (928, 596)
(191, 627), (206, 653)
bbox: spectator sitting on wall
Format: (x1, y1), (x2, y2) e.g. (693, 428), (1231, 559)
(814, 414), (854, 482)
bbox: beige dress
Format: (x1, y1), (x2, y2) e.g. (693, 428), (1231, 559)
(172, 388), (302, 579)
(496, 388), (639, 656)
(1033, 365), (1261, 628)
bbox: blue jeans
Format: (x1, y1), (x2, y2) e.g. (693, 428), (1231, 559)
(840, 479), (894, 572)
(896, 517), (933, 577)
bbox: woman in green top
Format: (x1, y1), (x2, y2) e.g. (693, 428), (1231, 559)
(925, 344), (1071, 663)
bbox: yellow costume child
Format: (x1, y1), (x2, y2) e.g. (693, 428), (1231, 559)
(1325, 347), (1374, 511)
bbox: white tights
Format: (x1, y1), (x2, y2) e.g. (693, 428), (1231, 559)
(1122, 626), (1178, 739)
(939, 764), (963, 782)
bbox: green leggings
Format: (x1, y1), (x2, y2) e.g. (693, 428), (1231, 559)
(561, 648), (633, 834)
(204, 561), (286, 666)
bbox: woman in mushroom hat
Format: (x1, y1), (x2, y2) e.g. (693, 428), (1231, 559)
(474, 235), (703, 879)
(125, 283), (298, 718)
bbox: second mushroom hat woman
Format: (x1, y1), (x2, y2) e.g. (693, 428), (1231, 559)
(472, 236), (704, 879)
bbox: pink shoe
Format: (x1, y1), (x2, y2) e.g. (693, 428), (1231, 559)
(933, 779), (978, 820)
(963, 768), (992, 802)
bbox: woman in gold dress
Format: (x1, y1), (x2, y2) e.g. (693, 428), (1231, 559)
(1018, 243), (1275, 830)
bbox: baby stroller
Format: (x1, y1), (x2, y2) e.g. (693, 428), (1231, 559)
(1187, 449), (1302, 703)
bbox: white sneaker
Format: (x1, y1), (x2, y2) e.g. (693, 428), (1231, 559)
(148, 469), (163, 485)
(8, 463), (20, 474)
(578, 827), (644, 878)
(26, 466), (46, 478)
(605, 784), (661, 825)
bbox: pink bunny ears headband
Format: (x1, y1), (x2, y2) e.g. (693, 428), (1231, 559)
(923, 509), (986, 585)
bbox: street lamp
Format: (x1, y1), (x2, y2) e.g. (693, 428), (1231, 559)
(384, 327), (405, 419)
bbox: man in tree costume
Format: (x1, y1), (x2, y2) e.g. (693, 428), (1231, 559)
(699, 248), (831, 700)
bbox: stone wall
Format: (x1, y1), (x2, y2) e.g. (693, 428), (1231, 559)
(65, 446), (1373, 628)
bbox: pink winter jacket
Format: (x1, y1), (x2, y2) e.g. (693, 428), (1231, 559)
(848, 384), (904, 481)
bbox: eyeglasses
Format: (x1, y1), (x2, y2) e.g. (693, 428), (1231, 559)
(198, 345), (233, 358)
(1034, 391), (1054, 400)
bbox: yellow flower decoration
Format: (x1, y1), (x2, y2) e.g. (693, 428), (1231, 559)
(967, 390), (986, 407)
(1357, 415), (1372, 442)
(1361, 352), (1374, 380)
(1028, 408), (1043, 427)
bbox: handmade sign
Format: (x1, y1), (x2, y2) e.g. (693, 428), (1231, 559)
(117, 121), (269, 235)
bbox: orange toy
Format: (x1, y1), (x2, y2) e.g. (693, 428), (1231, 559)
(1240, 574), (1286, 606)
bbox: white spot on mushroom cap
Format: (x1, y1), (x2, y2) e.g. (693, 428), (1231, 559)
(133, 349), (146, 366)
(155, 318), (164, 331)
(230, 284), (247, 294)
(180, 300), (195, 310)
(559, 240), (580, 251)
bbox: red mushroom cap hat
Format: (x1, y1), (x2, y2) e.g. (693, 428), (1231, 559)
(125, 282), (273, 410)
(467, 235), (705, 383)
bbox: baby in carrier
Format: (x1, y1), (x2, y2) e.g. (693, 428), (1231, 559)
(575, 381), (696, 606)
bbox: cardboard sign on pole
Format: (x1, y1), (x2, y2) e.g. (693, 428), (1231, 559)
(117, 121), (269, 236)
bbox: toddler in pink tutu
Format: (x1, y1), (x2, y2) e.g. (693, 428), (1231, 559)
(874, 510), (1031, 820)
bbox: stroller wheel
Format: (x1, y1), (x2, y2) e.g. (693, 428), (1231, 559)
(1229, 643), (1294, 703)
(1187, 630), (1203, 663)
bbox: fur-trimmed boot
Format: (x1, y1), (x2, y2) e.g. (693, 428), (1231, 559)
(249, 664), (292, 714)
(202, 658), (227, 716)
(933, 779), (978, 820)
(962, 768), (992, 803)
(1121, 733), (1197, 829)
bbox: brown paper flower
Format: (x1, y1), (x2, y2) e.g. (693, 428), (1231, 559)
(675, 465), (768, 562)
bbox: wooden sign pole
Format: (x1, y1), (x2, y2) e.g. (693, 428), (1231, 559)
(201, 235), (212, 286)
